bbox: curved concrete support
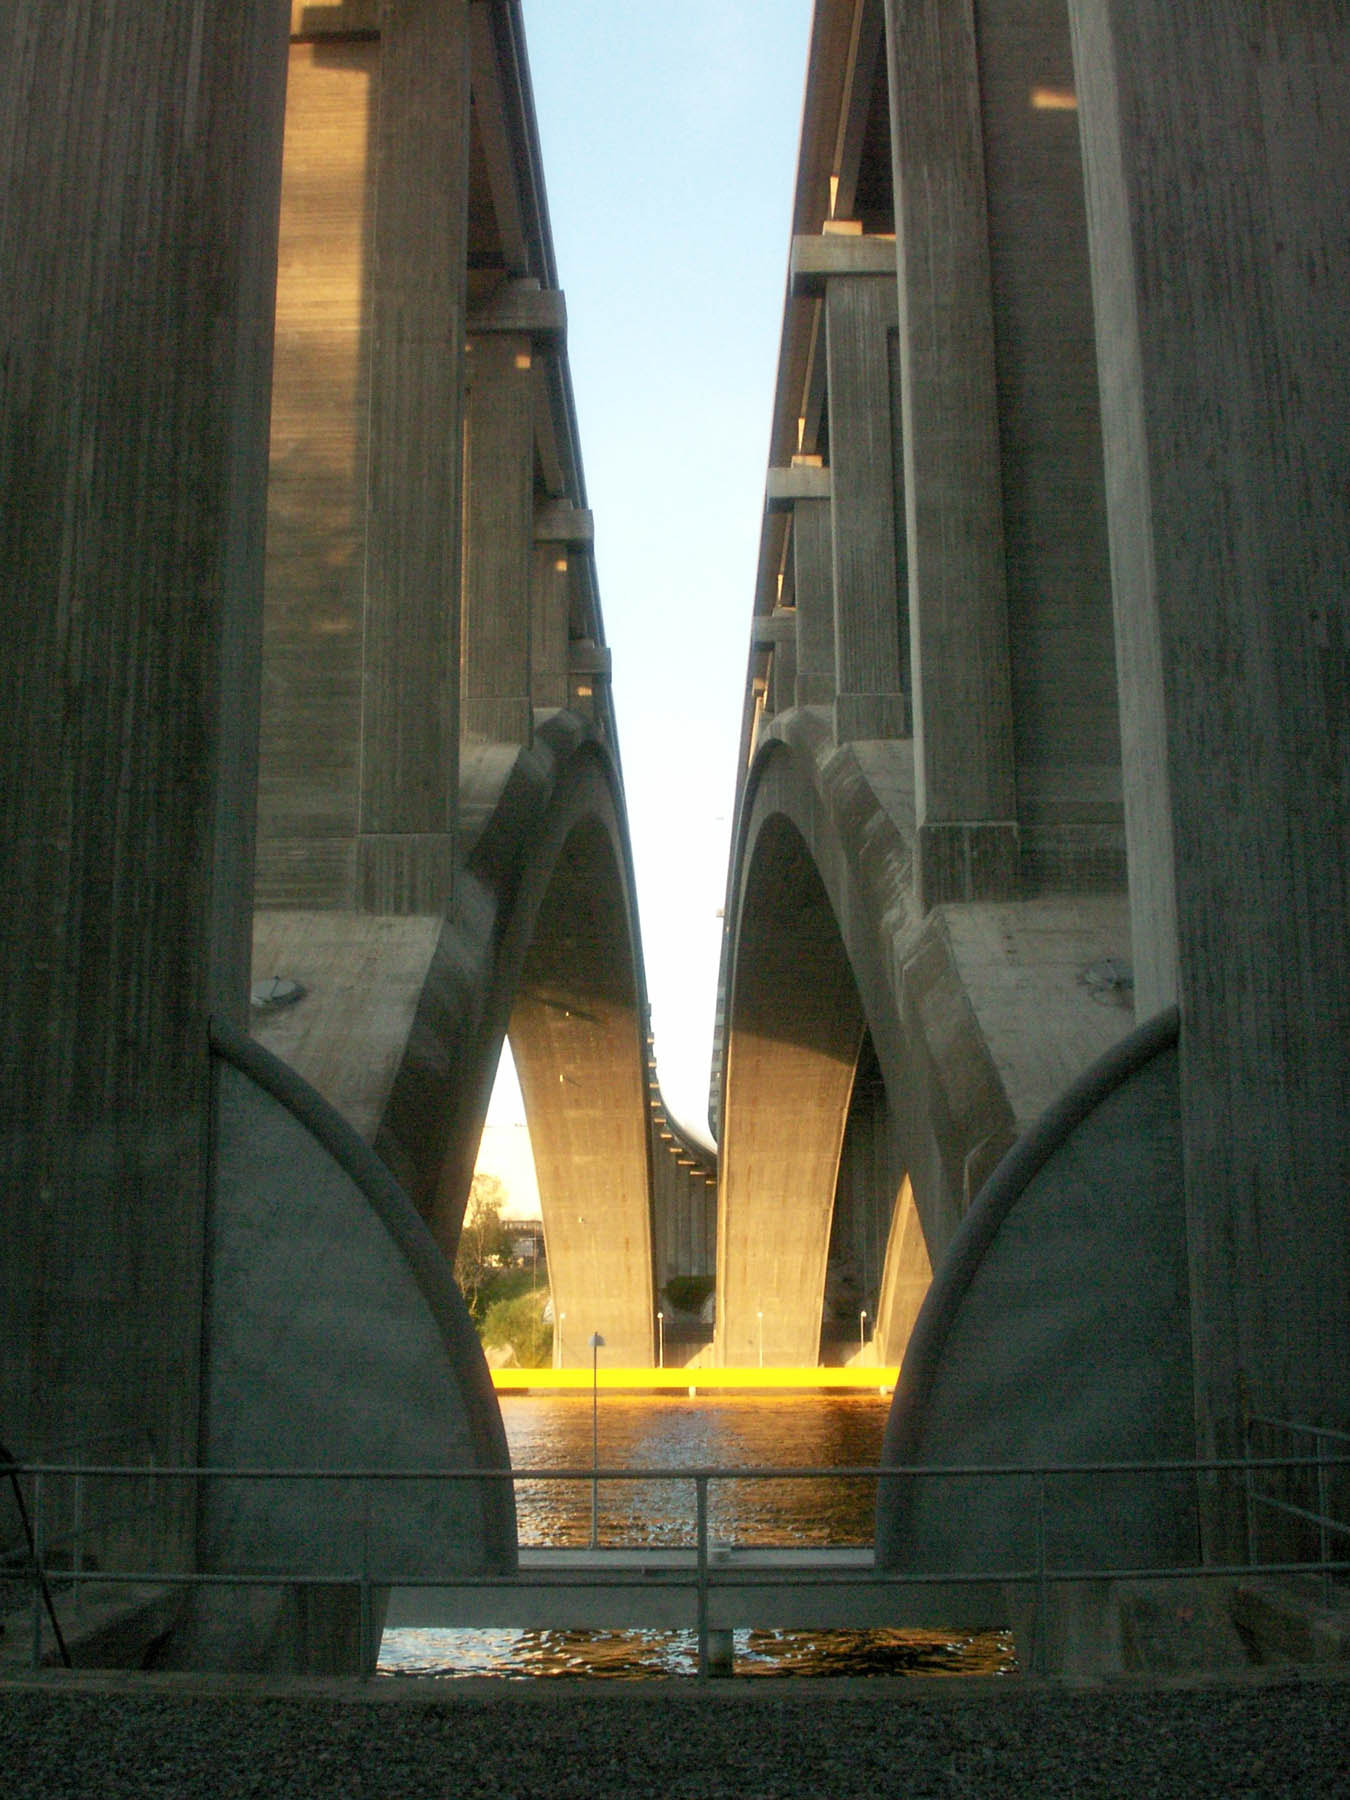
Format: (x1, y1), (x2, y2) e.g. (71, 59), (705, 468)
(716, 709), (1137, 1367)
(876, 1007), (1193, 1582)
(510, 812), (656, 1369)
(181, 1020), (515, 1673)
(252, 709), (662, 1368)
(873, 1175), (933, 1368)
(716, 813), (863, 1367)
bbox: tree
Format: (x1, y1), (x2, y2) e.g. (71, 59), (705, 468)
(454, 1173), (510, 1319)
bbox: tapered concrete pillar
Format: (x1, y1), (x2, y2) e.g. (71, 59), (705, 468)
(767, 466), (835, 709)
(1069, 0), (1350, 1504)
(532, 502), (593, 712)
(884, 0), (1018, 903)
(359, 0), (470, 912)
(461, 330), (535, 746)
(770, 615), (798, 716)
(823, 273), (908, 743)
(793, 493), (837, 707)
(0, 0), (289, 1543)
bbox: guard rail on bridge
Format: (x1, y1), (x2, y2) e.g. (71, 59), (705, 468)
(4, 1439), (1347, 1680)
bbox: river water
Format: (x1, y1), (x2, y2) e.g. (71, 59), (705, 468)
(378, 1393), (1014, 1678)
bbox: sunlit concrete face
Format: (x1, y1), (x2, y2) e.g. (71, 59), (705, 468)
(510, 816), (655, 1368)
(716, 815), (864, 1366)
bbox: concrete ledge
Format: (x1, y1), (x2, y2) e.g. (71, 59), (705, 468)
(384, 1550), (1003, 1634)
(0, 1583), (182, 1671)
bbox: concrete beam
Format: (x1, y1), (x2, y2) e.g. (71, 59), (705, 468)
(766, 464), (833, 510)
(468, 279), (567, 345)
(790, 231), (898, 294)
(534, 502), (595, 547)
(568, 642), (613, 677)
(290, 2), (377, 34)
(750, 614), (796, 651)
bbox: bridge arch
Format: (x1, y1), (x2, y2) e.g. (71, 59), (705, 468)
(715, 715), (1016, 1366)
(363, 711), (655, 1367)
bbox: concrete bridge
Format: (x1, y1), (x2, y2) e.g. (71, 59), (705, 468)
(3, 0), (1347, 1674)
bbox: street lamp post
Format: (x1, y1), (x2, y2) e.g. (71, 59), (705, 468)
(657, 1310), (664, 1369)
(860, 1310), (869, 1365)
(589, 1331), (605, 1549)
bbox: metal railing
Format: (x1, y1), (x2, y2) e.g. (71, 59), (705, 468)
(5, 1445), (1349, 1680)
(1244, 1415), (1350, 1608)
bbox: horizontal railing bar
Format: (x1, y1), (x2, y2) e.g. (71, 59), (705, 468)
(1247, 1415), (1350, 1447)
(1247, 1491), (1350, 1539)
(10, 1453), (1350, 1482)
(16, 1557), (1350, 1597)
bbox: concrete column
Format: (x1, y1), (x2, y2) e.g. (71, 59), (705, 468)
(793, 495), (837, 707)
(767, 465), (835, 708)
(0, 0), (289, 1539)
(1070, 0), (1350, 1493)
(532, 502), (593, 713)
(359, 0), (470, 912)
(530, 544), (570, 711)
(884, 0), (1018, 903)
(461, 331), (535, 747)
(751, 613), (797, 723)
(771, 616), (798, 716)
(821, 271), (908, 743)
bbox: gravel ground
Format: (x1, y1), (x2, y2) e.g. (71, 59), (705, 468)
(3, 1671), (1349, 1798)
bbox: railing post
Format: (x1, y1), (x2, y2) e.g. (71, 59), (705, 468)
(1315, 1429), (1332, 1610)
(30, 1471), (44, 1669)
(360, 1477), (375, 1679)
(71, 1467), (84, 1611)
(1242, 1413), (1258, 1568)
(1034, 1470), (1049, 1679)
(695, 1474), (709, 1682)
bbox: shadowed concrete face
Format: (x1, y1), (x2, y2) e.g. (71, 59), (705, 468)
(717, 814), (864, 1366)
(510, 815), (655, 1368)
(877, 1012), (1193, 1589)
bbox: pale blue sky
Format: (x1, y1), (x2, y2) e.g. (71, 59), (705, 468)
(499, 2), (814, 1134)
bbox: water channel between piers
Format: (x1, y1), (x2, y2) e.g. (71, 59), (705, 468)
(378, 1392), (1014, 1679)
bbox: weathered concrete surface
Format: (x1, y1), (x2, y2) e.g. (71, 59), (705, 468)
(884, 0), (1018, 902)
(877, 1011), (1193, 1590)
(173, 1029), (514, 1675)
(250, 914), (442, 1141)
(257, 14), (468, 914)
(974, 0), (1123, 895)
(0, 0), (289, 1561)
(1069, 0), (1350, 1501)
(716, 712), (1133, 1369)
(940, 897), (1132, 1132)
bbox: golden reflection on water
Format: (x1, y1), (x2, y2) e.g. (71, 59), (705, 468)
(504, 1390), (891, 1548)
(378, 1394), (1016, 1678)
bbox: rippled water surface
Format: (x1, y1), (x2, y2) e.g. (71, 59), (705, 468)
(378, 1393), (1015, 1679)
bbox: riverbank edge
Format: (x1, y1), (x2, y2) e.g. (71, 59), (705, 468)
(5, 1662), (1349, 1705)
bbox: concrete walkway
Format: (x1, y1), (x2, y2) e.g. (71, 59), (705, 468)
(3, 1667), (1349, 1798)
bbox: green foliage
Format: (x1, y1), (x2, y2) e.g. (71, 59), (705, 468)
(454, 1173), (511, 1319)
(481, 1288), (554, 1369)
(663, 1275), (715, 1315)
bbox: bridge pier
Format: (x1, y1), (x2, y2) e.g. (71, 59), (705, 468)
(1070, 0), (1350, 1534)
